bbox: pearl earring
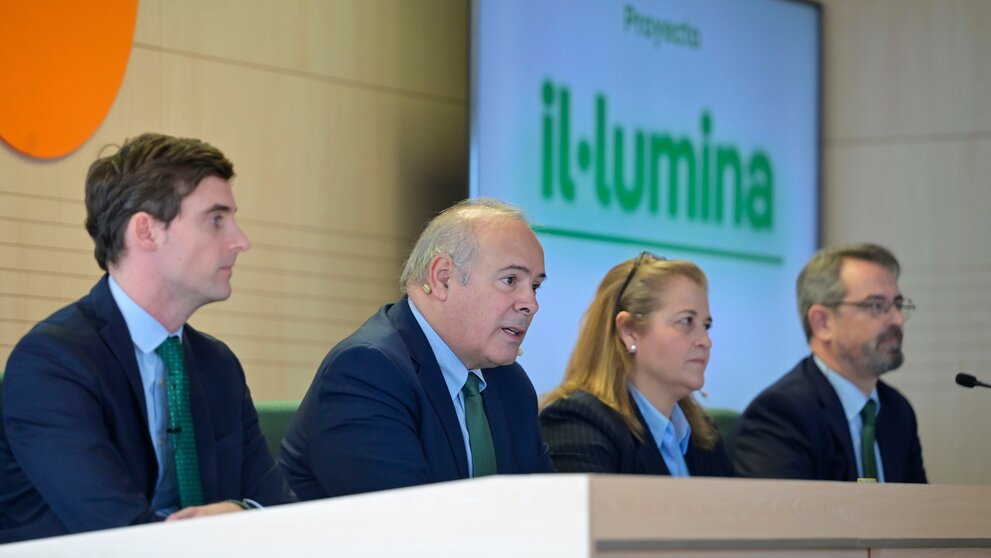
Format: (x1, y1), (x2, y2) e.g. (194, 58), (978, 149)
(629, 345), (637, 354)
(422, 284), (432, 294)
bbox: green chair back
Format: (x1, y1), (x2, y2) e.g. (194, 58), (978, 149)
(254, 400), (299, 459)
(705, 407), (742, 452)
(1, 377), (295, 461)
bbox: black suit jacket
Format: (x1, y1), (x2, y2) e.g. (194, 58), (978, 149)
(733, 355), (927, 482)
(539, 390), (734, 476)
(279, 298), (554, 500)
(0, 277), (295, 542)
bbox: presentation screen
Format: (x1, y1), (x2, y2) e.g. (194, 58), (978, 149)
(470, 0), (821, 410)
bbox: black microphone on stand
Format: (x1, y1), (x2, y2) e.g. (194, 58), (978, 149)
(955, 373), (991, 390)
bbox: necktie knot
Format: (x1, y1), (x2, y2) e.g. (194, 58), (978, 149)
(155, 336), (183, 362)
(462, 373), (483, 397)
(861, 399), (878, 427)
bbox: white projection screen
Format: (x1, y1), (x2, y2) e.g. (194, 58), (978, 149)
(470, 0), (821, 410)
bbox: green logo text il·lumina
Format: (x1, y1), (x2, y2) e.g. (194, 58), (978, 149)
(541, 80), (774, 230)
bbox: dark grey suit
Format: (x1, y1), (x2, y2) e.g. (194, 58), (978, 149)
(540, 390), (734, 476)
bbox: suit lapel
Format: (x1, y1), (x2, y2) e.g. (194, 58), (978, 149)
(89, 276), (159, 491)
(631, 403), (670, 475)
(875, 383), (899, 482)
(683, 442), (701, 474)
(390, 300), (470, 478)
(805, 359), (858, 480)
(182, 328), (218, 501)
(91, 276), (149, 429)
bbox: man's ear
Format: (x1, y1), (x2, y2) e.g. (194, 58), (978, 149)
(615, 311), (638, 350)
(426, 253), (456, 302)
(126, 212), (161, 253)
(807, 304), (834, 342)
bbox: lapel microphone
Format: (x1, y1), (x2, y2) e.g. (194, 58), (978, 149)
(955, 373), (991, 390)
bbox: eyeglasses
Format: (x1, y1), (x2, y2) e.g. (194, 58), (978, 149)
(615, 251), (666, 315)
(824, 297), (916, 321)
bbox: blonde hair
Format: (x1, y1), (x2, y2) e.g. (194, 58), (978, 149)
(542, 255), (718, 449)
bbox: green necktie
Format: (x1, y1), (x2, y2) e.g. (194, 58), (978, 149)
(156, 336), (205, 508)
(860, 399), (879, 480)
(462, 373), (497, 477)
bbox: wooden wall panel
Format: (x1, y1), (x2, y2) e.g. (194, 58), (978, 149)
(0, 0), (467, 402)
(824, 0), (991, 140)
(134, 0), (467, 100)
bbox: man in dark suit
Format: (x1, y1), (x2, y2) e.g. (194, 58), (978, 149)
(281, 199), (554, 499)
(734, 243), (926, 482)
(0, 133), (295, 543)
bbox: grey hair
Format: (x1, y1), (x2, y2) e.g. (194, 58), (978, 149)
(797, 243), (901, 340)
(399, 198), (527, 292)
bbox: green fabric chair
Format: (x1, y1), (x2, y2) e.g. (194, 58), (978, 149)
(0, 378), (294, 460)
(706, 407), (741, 453)
(254, 400), (299, 459)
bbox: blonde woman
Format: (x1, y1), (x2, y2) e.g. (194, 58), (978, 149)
(540, 253), (733, 476)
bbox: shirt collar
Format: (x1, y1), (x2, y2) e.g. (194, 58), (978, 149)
(108, 275), (183, 354)
(407, 298), (485, 399)
(628, 382), (691, 455)
(814, 354), (880, 422)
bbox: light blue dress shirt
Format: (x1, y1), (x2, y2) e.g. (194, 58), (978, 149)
(407, 299), (486, 477)
(628, 383), (692, 477)
(108, 276), (182, 515)
(814, 355), (885, 482)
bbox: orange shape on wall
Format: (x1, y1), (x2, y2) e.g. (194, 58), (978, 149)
(0, 0), (138, 159)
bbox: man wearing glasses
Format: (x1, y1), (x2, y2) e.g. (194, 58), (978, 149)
(733, 243), (927, 482)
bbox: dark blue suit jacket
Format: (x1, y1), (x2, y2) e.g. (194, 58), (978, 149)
(732, 355), (927, 482)
(279, 298), (554, 500)
(0, 277), (295, 543)
(540, 390), (734, 477)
